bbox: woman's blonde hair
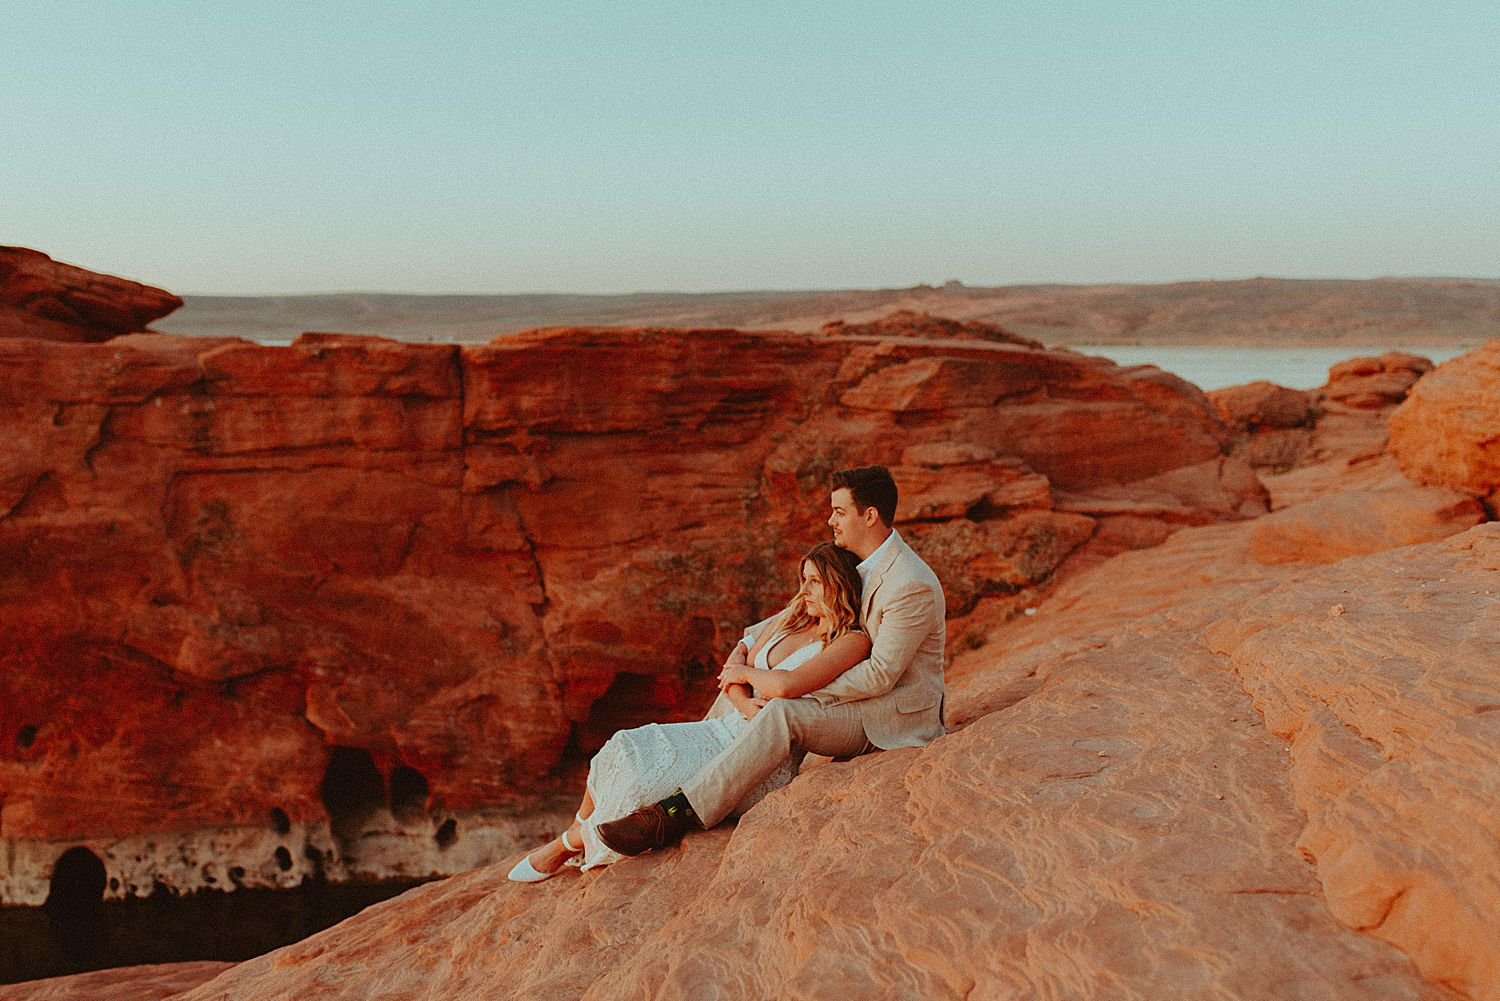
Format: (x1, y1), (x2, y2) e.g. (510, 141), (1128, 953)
(777, 542), (863, 641)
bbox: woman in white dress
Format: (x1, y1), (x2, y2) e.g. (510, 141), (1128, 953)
(510, 542), (871, 881)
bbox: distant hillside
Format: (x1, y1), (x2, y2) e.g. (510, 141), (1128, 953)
(155, 277), (1500, 346)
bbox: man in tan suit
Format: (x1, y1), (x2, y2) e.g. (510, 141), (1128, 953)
(597, 465), (946, 855)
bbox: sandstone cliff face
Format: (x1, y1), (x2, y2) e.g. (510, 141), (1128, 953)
(1, 315), (1259, 904)
(0, 248), (182, 343)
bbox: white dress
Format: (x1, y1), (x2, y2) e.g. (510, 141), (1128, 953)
(572, 632), (823, 870)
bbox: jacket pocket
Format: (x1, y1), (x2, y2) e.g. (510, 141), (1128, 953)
(894, 688), (940, 714)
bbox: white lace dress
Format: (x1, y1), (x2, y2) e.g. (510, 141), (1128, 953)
(572, 633), (822, 871)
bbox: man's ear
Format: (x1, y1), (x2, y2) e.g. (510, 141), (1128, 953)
(863, 505), (880, 527)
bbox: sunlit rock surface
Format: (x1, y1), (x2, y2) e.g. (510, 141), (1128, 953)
(1389, 340), (1500, 509)
(0, 962), (232, 1001)
(1210, 351), (1436, 475)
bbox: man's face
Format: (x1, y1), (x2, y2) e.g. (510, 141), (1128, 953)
(828, 487), (863, 549)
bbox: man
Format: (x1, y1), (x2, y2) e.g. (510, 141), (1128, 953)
(596, 465), (946, 856)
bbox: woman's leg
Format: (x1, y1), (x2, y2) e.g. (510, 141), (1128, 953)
(525, 815), (587, 874)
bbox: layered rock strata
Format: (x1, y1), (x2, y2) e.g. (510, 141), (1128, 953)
(1209, 351), (1434, 475)
(0, 248), (182, 343)
(1, 320), (1261, 904)
(818, 309), (1045, 348)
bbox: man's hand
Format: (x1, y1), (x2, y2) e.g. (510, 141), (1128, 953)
(723, 683), (766, 720)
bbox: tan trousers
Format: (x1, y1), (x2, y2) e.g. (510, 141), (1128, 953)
(683, 697), (872, 828)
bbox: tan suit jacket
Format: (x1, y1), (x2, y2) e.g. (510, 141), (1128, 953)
(708, 532), (946, 749)
(812, 531), (945, 748)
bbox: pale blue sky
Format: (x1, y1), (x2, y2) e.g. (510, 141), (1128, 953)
(3, 1), (1496, 294)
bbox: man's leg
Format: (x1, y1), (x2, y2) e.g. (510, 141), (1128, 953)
(596, 699), (871, 856)
(685, 698), (868, 827)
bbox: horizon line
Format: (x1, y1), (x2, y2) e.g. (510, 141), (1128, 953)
(173, 273), (1500, 299)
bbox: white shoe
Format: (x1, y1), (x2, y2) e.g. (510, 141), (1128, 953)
(507, 829), (583, 883)
(506, 853), (555, 883)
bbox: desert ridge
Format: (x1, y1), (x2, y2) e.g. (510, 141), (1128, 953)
(153, 277), (1500, 348)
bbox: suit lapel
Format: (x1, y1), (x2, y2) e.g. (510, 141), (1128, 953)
(861, 531), (905, 623)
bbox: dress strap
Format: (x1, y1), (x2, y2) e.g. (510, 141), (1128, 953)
(753, 631), (783, 670)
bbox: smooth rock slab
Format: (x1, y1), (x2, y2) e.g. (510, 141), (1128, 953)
(0, 962), (232, 1001)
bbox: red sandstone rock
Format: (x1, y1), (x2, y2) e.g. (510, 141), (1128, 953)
(0, 311), (1258, 903)
(1248, 472), (1486, 564)
(11, 362), (1496, 1000)
(1216, 352), (1439, 476)
(1205, 527), (1500, 1000)
(103, 492), (1490, 1001)
(1323, 351), (1434, 410)
(0, 248), (181, 343)
(1388, 340), (1500, 507)
(819, 309), (1044, 348)
(0, 962), (232, 1001)
(4, 259), (1491, 1000)
(1208, 379), (1313, 431)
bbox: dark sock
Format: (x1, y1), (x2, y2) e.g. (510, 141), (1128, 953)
(658, 789), (699, 826)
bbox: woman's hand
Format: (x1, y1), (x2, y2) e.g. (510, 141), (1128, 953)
(721, 641), (749, 672)
(717, 642), (749, 689)
(718, 663), (754, 690)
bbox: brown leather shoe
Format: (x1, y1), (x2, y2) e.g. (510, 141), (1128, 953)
(596, 802), (691, 857)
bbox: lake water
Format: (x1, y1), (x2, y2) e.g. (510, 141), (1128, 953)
(1076, 345), (1468, 391)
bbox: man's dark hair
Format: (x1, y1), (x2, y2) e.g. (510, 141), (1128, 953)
(831, 465), (898, 527)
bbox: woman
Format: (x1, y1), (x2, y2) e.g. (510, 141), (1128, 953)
(510, 542), (871, 881)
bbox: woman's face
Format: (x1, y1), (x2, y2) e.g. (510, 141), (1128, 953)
(799, 560), (829, 620)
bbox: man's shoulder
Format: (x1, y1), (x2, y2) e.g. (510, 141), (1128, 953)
(868, 544), (943, 613)
(891, 537), (943, 591)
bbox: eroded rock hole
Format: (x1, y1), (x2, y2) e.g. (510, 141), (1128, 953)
(269, 807), (291, 835)
(389, 766), (430, 824)
(45, 847), (106, 910)
(578, 671), (681, 754)
(435, 818), (458, 849)
(16, 724), (37, 749)
(319, 746), (386, 840)
(273, 846), (293, 871)
(43, 846), (108, 965)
